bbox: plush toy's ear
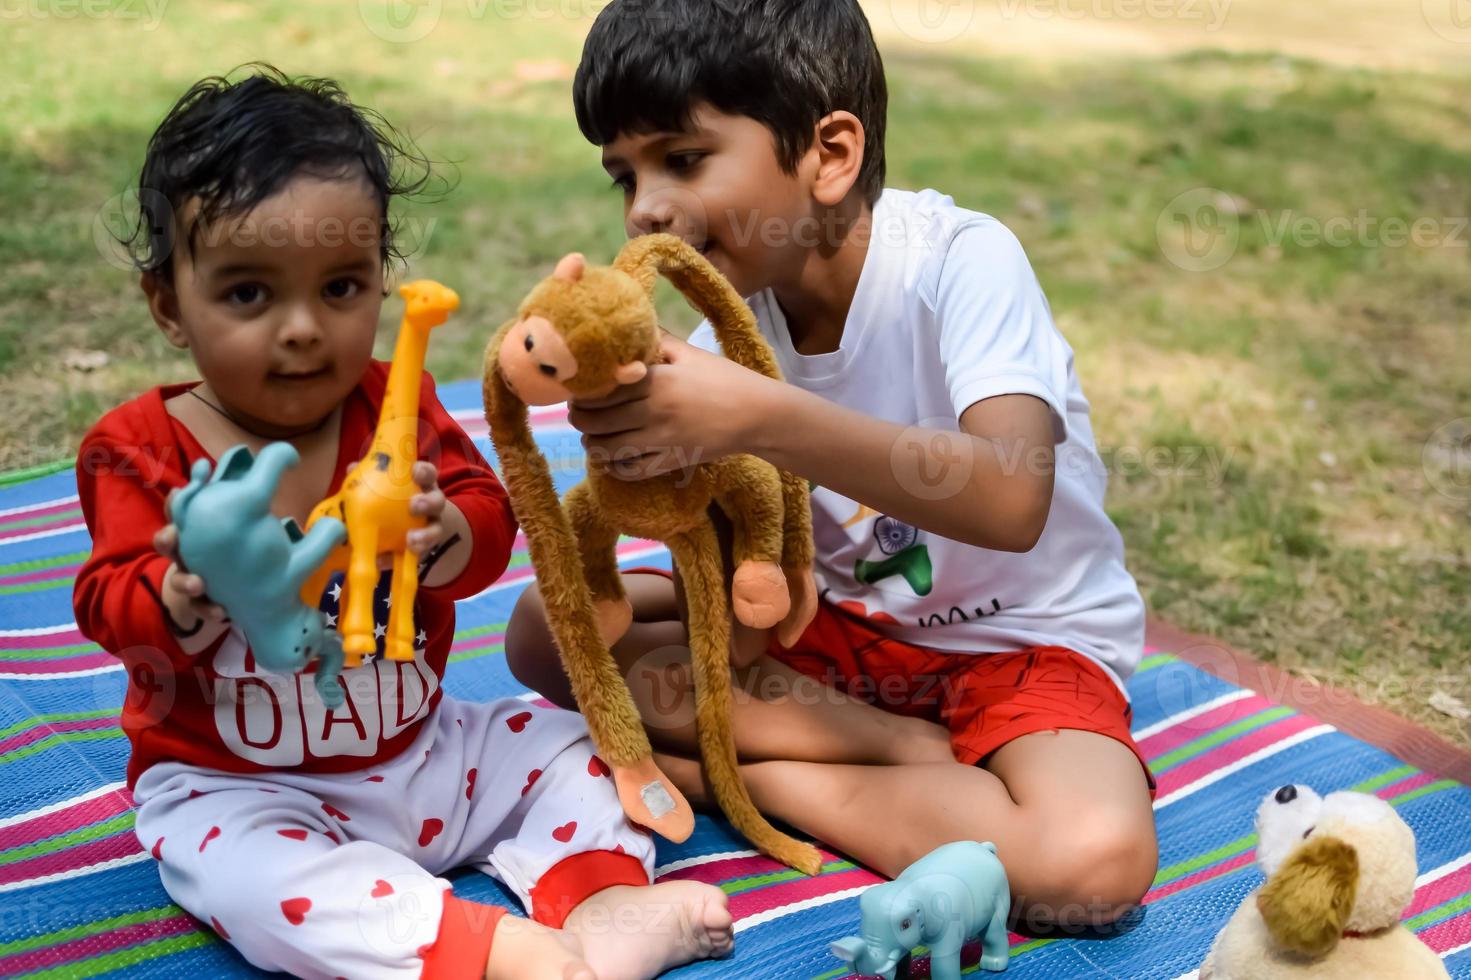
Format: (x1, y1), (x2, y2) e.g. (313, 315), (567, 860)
(1256, 835), (1359, 958)
(554, 253), (586, 283)
(614, 361), (649, 386)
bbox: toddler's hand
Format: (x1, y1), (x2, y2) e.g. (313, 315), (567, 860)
(406, 461), (448, 557)
(152, 498), (226, 628)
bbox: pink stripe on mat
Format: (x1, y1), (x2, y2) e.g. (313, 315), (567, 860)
(450, 632), (505, 655)
(0, 515), (83, 541)
(1143, 850), (1257, 904)
(0, 830), (141, 886)
(0, 717), (119, 761)
(0, 563), (79, 587)
(1377, 772), (1439, 801)
(0, 500), (80, 525)
(0, 788), (133, 852)
(1417, 908), (1471, 954)
(1153, 714), (1322, 799)
(1136, 695), (1275, 760)
(1407, 861), (1471, 919)
(728, 866), (877, 921)
(0, 913), (198, 976)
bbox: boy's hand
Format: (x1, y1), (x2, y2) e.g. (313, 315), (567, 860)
(570, 334), (777, 481)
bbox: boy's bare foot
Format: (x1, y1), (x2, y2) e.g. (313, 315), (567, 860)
(485, 914), (594, 980)
(562, 880), (734, 980)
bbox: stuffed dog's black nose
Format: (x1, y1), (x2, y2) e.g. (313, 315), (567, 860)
(1275, 785), (1298, 804)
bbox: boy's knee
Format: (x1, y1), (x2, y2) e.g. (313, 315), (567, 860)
(505, 585), (554, 688)
(1023, 818), (1156, 926)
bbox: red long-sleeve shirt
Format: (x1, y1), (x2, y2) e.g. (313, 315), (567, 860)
(73, 362), (517, 788)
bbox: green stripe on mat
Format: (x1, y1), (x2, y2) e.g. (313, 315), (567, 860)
(0, 551), (89, 576)
(18, 930), (216, 980)
(0, 459), (73, 487)
(1407, 891), (1471, 932)
(0, 510), (81, 534)
(0, 730), (127, 767)
(0, 906), (182, 956)
(0, 578), (74, 597)
(721, 860), (857, 897)
(0, 813), (135, 866)
(0, 644), (101, 662)
(1137, 653), (1176, 672)
(1355, 764), (1419, 794)
(1150, 705), (1294, 773)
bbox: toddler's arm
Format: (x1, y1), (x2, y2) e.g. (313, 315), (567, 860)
(412, 372), (518, 599)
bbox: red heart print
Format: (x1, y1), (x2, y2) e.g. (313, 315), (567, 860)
(277, 829), (309, 842)
(417, 943), (435, 958)
(521, 769), (543, 796)
(371, 879), (394, 898)
(150, 838), (164, 861)
(588, 756), (611, 778)
(324, 831), (341, 845)
(552, 821), (577, 844)
(613, 844), (625, 855)
(418, 818), (444, 847)
(465, 769), (478, 800)
(364, 775), (385, 783)
(507, 711), (533, 733)
(210, 916), (230, 940)
(198, 826), (221, 852)
(188, 790), (204, 799)
(321, 803), (351, 822)
(281, 897), (312, 925)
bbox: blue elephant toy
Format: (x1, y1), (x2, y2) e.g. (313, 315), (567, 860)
(832, 841), (1011, 979)
(171, 443), (348, 708)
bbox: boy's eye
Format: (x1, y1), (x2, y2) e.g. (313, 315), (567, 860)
(324, 278), (362, 301)
(609, 172), (635, 195)
(667, 151), (705, 172)
(224, 283), (267, 306)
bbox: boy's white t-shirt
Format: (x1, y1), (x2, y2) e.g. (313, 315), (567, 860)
(688, 188), (1145, 689)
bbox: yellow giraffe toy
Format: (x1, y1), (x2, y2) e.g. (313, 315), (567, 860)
(300, 280), (460, 667)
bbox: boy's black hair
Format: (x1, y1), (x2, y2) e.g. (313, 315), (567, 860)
(125, 64), (435, 282)
(574, 0), (888, 204)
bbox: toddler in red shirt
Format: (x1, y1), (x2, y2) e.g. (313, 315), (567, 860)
(73, 66), (731, 980)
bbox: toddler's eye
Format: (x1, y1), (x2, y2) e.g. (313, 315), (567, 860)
(225, 283), (266, 306)
(324, 278), (362, 301)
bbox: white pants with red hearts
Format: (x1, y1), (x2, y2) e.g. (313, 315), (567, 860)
(132, 696), (656, 980)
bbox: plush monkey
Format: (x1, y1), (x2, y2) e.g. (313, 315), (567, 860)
(484, 233), (822, 875)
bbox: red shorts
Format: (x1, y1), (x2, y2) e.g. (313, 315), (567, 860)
(772, 600), (1156, 794)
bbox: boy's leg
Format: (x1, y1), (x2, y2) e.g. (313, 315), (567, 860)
(506, 572), (953, 767)
(654, 729), (1156, 929)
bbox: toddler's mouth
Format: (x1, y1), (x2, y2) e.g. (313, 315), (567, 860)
(270, 367), (331, 383)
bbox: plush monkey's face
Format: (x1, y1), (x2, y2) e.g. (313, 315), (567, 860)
(498, 253), (657, 406)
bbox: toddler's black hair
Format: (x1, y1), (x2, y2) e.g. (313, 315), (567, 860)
(125, 64), (434, 282)
(574, 0), (888, 204)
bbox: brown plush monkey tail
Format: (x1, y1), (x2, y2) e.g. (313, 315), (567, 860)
(613, 234), (784, 383)
(667, 524), (826, 877)
(482, 327), (653, 769)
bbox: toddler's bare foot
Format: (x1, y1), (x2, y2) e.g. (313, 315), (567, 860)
(485, 914), (594, 980)
(563, 880), (734, 980)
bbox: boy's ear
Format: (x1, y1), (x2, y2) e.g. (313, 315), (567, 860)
(141, 271), (188, 349)
(810, 110), (866, 208)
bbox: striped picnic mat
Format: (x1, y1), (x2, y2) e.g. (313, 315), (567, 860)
(1, 378), (1468, 979)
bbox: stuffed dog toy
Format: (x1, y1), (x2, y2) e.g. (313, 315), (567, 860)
(1201, 784), (1449, 978)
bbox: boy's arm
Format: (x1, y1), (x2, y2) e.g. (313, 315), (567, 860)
(415, 372), (518, 598)
(572, 223), (1064, 553)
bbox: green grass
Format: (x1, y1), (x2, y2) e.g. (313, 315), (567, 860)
(3, 1), (1468, 745)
